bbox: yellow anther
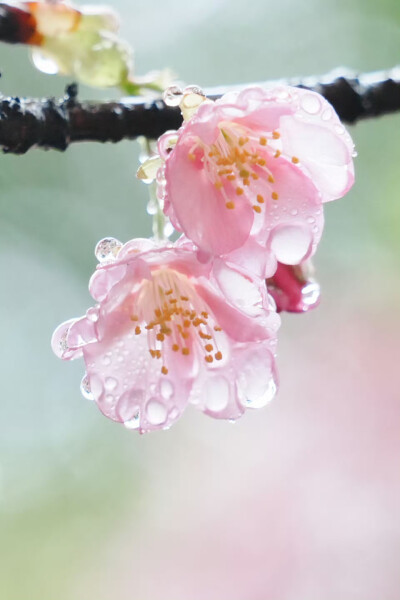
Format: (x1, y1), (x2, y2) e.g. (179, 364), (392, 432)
(161, 366), (168, 375)
(172, 344), (179, 352)
(130, 315), (139, 322)
(274, 150), (281, 158)
(253, 205), (262, 213)
(271, 191), (279, 200)
(183, 319), (191, 328)
(239, 136), (249, 146)
(239, 169), (250, 179)
(205, 355), (214, 363)
(292, 156), (299, 164)
(214, 326), (222, 332)
(227, 174), (236, 181)
(257, 158), (266, 166)
(251, 173), (259, 180)
(257, 194), (264, 204)
(215, 351), (223, 361)
(243, 178), (250, 186)
(156, 332), (165, 341)
(268, 175), (275, 183)
(135, 326), (141, 335)
(165, 289), (173, 296)
(272, 131), (280, 139)
(236, 187), (244, 196)
(226, 202), (235, 209)
(188, 152), (196, 161)
(205, 344), (213, 352)
(259, 136), (267, 146)
(180, 295), (189, 301)
(182, 347), (190, 356)
(214, 181), (223, 190)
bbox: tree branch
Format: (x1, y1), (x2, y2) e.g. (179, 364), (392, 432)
(1, 66), (400, 154)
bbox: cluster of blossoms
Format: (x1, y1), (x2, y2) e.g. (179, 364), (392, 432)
(53, 84), (355, 433)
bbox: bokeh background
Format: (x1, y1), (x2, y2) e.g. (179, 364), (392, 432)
(1, 1), (400, 598)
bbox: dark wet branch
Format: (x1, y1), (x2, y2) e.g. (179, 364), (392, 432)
(1, 66), (400, 154)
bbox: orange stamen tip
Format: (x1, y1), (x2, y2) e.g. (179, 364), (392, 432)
(188, 152), (196, 161)
(274, 151), (281, 158)
(251, 173), (259, 180)
(272, 131), (280, 139)
(256, 194), (264, 204)
(271, 192), (279, 200)
(214, 181), (223, 190)
(172, 344), (179, 352)
(253, 205), (262, 213)
(259, 137), (267, 146)
(161, 366), (168, 375)
(227, 174), (236, 181)
(236, 187), (244, 196)
(182, 347), (190, 356)
(205, 355), (214, 363)
(292, 156), (299, 164)
(215, 351), (223, 361)
(130, 315), (139, 322)
(214, 326), (222, 332)
(243, 178), (250, 186)
(156, 333), (165, 341)
(268, 175), (275, 183)
(225, 201), (235, 210)
(135, 326), (141, 335)
(205, 344), (213, 352)
(257, 158), (266, 166)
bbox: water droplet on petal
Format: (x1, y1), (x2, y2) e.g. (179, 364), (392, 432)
(102, 355), (111, 366)
(146, 399), (168, 426)
(86, 307), (99, 323)
(95, 238), (123, 262)
(203, 376), (230, 413)
(160, 379), (174, 400)
(124, 409), (140, 430)
(322, 108), (332, 121)
(80, 374), (94, 401)
(270, 225), (312, 265)
(163, 85), (183, 106)
(105, 377), (117, 392)
(301, 93), (321, 114)
(290, 208), (298, 216)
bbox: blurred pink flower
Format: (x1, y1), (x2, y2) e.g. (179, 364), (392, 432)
(267, 261), (320, 313)
(52, 238), (280, 433)
(162, 86), (354, 273)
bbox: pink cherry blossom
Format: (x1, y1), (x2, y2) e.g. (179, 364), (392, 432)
(162, 86), (354, 272)
(52, 238), (280, 433)
(267, 261), (320, 313)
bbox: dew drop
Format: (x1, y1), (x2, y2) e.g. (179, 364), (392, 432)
(322, 108), (332, 121)
(301, 93), (321, 114)
(105, 377), (117, 392)
(102, 355), (111, 366)
(270, 225), (312, 265)
(163, 85), (183, 106)
(86, 307), (99, 322)
(160, 379), (174, 400)
(290, 208), (298, 216)
(146, 399), (168, 425)
(124, 409), (140, 430)
(95, 238), (123, 263)
(307, 216), (316, 224)
(203, 376), (229, 413)
(335, 124), (345, 135)
(80, 374), (94, 401)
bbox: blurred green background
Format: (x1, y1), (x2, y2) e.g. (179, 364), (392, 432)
(1, 1), (400, 599)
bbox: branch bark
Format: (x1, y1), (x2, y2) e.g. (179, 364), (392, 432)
(1, 66), (400, 154)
